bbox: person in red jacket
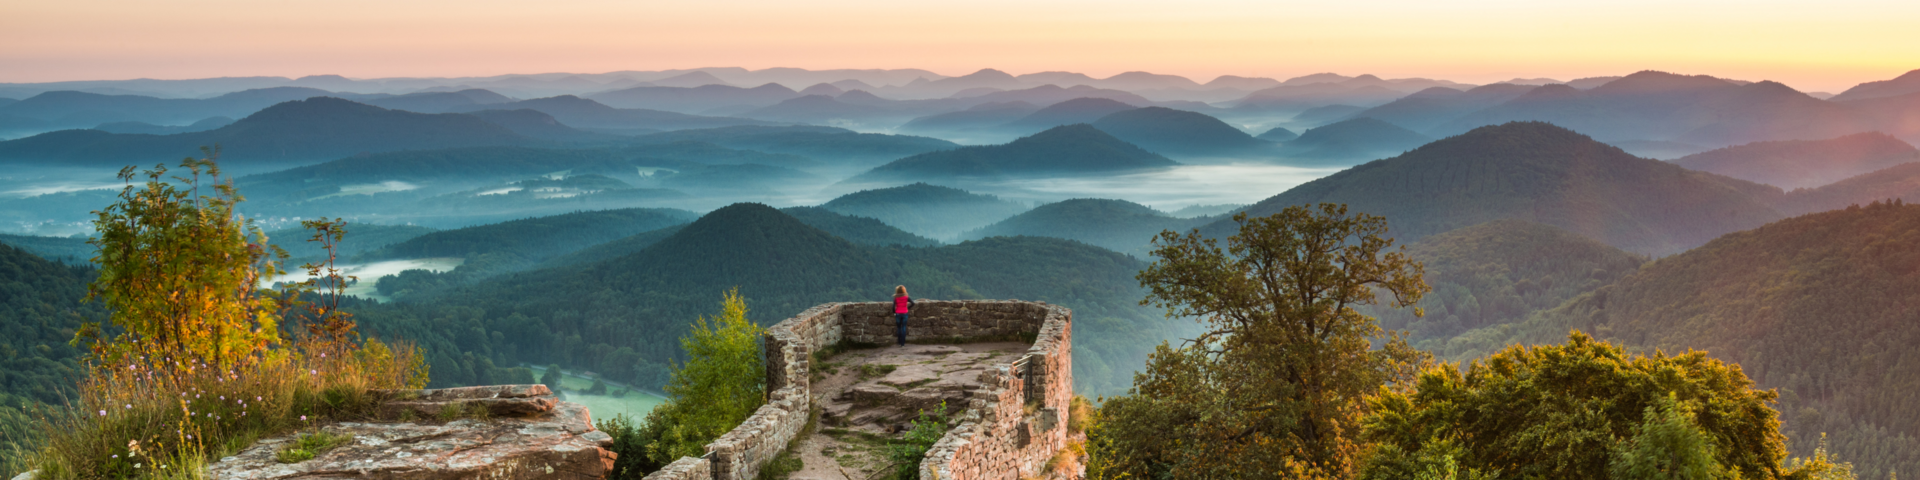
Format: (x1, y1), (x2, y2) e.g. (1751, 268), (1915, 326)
(892, 285), (915, 347)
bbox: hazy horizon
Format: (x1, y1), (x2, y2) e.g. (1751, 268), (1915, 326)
(5, 0), (1918, 92)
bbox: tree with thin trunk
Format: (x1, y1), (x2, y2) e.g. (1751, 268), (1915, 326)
(1090, 203), (1430, 479)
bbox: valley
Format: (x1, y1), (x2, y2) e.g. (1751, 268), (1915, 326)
(5, 65), (1920, 478)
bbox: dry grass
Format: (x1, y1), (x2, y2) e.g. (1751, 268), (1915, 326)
(22, 338), (426, 479)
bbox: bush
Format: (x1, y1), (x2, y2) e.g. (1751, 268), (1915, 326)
(18, 153), (430, 479)
(884, 402), (950, 480)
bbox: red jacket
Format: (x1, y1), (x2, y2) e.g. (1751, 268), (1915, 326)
(894, 296), (914, 314)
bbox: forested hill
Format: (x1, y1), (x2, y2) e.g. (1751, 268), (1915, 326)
(0, 97), (535, 165)
(778, 206), (941, 247)
(1366, 219), (1646, 356)
(0, 242), (106, 407)
(846, 124), (1177, 184)
(819, 182), (1030, 240)
(959, 198), (1204, 258)
(1089, 107), (1270, 157)
(363, 208), (697, 271)
(1450, 201), (1920, 477)
(1215, 121), (1785, 255)
(1671, 132), (1919, 190)
(349, 203), (1170, 396)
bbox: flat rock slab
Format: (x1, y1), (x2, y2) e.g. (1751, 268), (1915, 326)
(210, 392), (613, 480)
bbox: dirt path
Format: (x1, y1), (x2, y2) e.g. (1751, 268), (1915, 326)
(784, 342), (1029, 480)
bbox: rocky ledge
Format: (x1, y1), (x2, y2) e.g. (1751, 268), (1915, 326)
(208, 384), (616, 480)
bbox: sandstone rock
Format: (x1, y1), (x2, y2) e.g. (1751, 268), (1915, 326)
(210, 387), (613, 480)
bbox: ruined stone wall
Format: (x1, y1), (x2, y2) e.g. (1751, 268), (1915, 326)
(919, 304), (1075, 480)
(642, 300), (1071, 480)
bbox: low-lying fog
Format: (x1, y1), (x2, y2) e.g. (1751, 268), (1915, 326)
(268, 257), (464, 301)
(1, 160), (1338, 239)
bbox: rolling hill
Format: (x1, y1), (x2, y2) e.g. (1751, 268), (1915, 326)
(778, 206), (941, 247)
(587, 83), (801, 113)
(846, 124), (1177, 184)
(452, 95), (776, 131)
(628, 125), (958, 164)
(348, 203), (1169, 396)
(1447, 202), (1920, 478)
(1363, 219), (1646, 355)
(999, 97), (1137, 133)
(1255, 127), (1298, 142)
(366, 89), (514, 113)
(363, 207), (697, 276)
(897, 101), (1040, 135)
(959, 198), (1202, 257)
(1343, 83), (1536, 132)
(0, 97), (534, 165)
(819, 182), (1031, 240)
(1217, 121), (1785, 256)
(0, 87), (341, 129)
(1779, 162), (1920, 215)
(1277, 117), (1434, 164)
(1089, 107), (1271, 157)
(0, 243), (108, 408)
(1433, 71), (1876, 147)
(1829, 69), (1920, 102)
(1671, 132), (1919, 189)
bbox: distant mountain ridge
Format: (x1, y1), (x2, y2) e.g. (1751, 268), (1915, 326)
(1672, 132), (1920, 189)
(0, 97), (534, 165)
(1278, 117), (1434, 163)
(961, 198), (1203, 257)
(1089, 107), (1270, 157)
(820, 182), (1030, 240)
(1216, 121), (1784, 255)
(846, 124), (1177, 184)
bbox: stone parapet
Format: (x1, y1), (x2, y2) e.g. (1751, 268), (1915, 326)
(698, 300), (1073, 480)
(640, 456), (711, 480)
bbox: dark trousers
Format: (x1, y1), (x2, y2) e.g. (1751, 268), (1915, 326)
(894, 313), (909, 345)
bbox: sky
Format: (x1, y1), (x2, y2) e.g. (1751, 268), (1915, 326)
(3, 0), (1916, 92)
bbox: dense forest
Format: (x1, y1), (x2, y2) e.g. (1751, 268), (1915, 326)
(346, 203), (1175, 397)
(960, 198), (1206, 258)
(1223, 121), (1785, 255)
(1443, 201), (1920, 477)
(1087, 106), (1270, 156)
(848, 124), (1177, 183)
(819, 182), (1031, 239)
(1366, 219), (1647, 357)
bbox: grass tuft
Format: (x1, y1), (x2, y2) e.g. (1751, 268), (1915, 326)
(22, 338), (427, 479)
(275, 430), (354, 464)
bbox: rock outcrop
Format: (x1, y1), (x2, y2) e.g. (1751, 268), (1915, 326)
(208, 385), (616, 480)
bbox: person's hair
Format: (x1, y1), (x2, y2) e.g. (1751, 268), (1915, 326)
(894, 285), (908, 297)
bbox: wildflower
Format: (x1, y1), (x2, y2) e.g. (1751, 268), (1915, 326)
(99, 410), (106, 416)
(125, 404), (131, 409)
(301, 415), (308, 421)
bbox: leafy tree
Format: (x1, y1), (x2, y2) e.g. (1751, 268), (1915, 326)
(1610, 393), (1729, 480)
(642, 288), (767, 463)
(1092, 204), (1429, 478)
(1359, 332), (1792, 480)
(79, 149), (286, 369)
(541, 364), (564, 392)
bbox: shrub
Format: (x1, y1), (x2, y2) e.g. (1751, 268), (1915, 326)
(19, 153), (430, 479)
(884, 402), (949, 480)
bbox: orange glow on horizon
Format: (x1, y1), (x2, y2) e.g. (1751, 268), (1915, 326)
(2, 0), (1916, 92)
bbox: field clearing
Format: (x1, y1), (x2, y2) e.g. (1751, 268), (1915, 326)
(527, 365), (668, 422)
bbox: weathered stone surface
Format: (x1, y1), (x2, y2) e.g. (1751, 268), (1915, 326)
(694, 300), (1072, 480)
(210, 387), (613, 480)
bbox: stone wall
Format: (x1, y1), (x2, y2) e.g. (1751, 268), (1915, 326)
(919, 303), (1075, 480)
(643, 300), (1072, 480)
